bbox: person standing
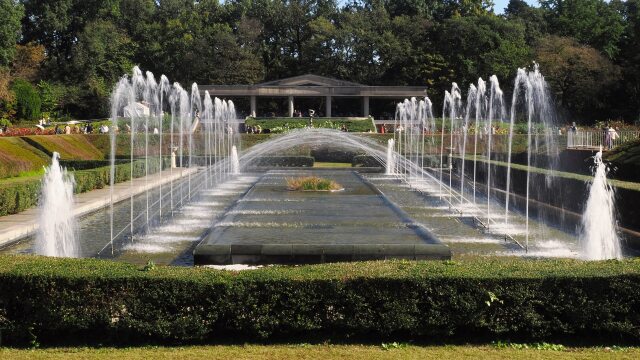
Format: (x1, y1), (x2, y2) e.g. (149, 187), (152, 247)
(608, 127), (618, 149)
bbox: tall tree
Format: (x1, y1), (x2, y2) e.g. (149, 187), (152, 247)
(504, 0), (549, 45)
(70, 19), (134, 117)
(436, 15), (531, 88)
(535, 35), (621, 121)
(540, 0), (625, 59)
(0, 0), (23, 67)
(616, 0), (640, 119)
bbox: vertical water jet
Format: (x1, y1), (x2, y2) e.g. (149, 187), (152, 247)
(581, 148), (621, 260)
(36, 152), (78, 257)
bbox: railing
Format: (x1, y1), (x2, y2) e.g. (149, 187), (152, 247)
(567, 130), (640, 150)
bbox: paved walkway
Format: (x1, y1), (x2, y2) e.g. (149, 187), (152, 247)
(0, 167), (198, 247)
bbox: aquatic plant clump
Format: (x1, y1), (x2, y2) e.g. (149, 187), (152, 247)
(286, 176), (343, 191)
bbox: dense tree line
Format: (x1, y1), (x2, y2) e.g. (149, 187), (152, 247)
(0, 0), (639, 124)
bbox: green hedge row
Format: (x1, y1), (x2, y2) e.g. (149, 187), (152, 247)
(245, 117), (376, 133)
(0, 159), (165, 216)
(0, 256), (639, 346)
(352, 155), (383, 167)
(59, 159), (129, 171)
(245, 156), (314, 167)
(73, 158), (164, 193)
(0, 178), (42, 216)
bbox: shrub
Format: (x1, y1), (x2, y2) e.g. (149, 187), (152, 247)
(245, 117), (376, 133)
(0, 257), (640, 346)
(310, 148), (362, 163)
(11, 79), (41, 121)
(245, 156), (314, 168)
(352, 155), (383, 167)
(286, 176), (342, 191)
(0, 177), (41, 215)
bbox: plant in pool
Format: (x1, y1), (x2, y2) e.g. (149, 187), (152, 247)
(286, 176), (343, 191)
(492, 341), (566, 351)
(381, 342), (408, 350)
(142, 260), (156, 271)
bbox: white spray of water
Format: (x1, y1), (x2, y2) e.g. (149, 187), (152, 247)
(581, 148), (621, 260)
(231, 145), (240, 175)
(386, 138), (396, 175)
(36, 152), (78, 257)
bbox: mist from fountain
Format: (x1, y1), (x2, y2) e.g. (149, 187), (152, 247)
(388, 65), (572, 253)
(107, 67), (239, 254)
(460, 83), (478, 205)
(394, 97), (435, 180)
(36, 152), (78, 257)
(440, 84), (462, 200)
(504, 65), (558, 250)
(485, 76), (506, 228)
(581, 148), (621, 260)
(231, 145), (240, 175)
(386, 138), (396, 175)
(98, 64), (619, 261)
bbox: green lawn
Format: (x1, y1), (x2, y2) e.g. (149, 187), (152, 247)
(1, 345), (638, 360)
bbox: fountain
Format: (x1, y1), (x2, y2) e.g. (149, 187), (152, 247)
(36, 152), (78, 257)
(3, 64), (633, 265)
(581, 148), (621, 260)
(106, 67), (241, 254)
(386, 139), (396, 175)
(231, 145), (240, 175)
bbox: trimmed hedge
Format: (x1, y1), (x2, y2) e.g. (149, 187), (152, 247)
(0, 256), (640, 346)
(0, 177), (42, 216)
(73, 158), (164, 193)
(59, 159), (129, 170)
(245, 156), (314, 167)
(352, 155), (383, 167)
(0, 159), (165, 216)
(310, 148), (361, 163)
(245, 117), (376, 133)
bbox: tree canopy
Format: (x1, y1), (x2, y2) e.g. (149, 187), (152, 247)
(0, 0), (637, 123)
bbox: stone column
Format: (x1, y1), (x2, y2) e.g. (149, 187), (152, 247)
(250, 95), (257, 117)
(288, 96), (294, 117)
(325, 96), (332, 118)
(362, 96), (370, 117)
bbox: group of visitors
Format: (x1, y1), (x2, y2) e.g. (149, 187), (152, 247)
(53, 124), (74, 134)
(48, 122), (167, 135)
(246, 125), (263, 134)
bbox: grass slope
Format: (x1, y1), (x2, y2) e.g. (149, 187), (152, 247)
(0, 345), (638, 360)
(22, 135), (104, 160)
(0, 137), (49, 179)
